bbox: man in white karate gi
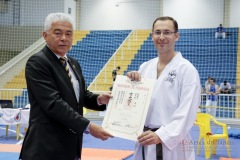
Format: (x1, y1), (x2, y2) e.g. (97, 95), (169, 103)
(127, 16), (201, 160)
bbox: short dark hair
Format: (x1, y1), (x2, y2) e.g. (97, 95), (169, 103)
(210, 78), (216, 82)
(116, 66), (120, 70)
(152, 16), (178, 32)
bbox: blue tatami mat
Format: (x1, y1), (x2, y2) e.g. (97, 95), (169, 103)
(1, 122), (240, 160)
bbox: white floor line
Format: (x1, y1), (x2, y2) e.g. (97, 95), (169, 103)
(0, 126), (24, 144)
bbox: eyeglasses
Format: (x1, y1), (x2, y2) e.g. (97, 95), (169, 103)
(153, 30), (176, 37)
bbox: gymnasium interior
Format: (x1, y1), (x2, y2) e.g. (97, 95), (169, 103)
(0, 0), (240, 159)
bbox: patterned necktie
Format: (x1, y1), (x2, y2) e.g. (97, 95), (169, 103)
(59, 57), (73, 85)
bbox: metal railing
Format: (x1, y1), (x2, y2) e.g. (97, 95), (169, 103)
(200, 94), (240, 118)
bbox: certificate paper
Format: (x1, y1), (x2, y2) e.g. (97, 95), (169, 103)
(102, 75), (155, 141)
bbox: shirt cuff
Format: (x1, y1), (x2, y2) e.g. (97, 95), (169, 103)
(97, 97), (103, 105)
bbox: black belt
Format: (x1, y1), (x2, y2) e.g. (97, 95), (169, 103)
(143, 126), (158, 132)
(142, 126), (163, 160)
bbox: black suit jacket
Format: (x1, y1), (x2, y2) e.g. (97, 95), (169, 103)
(19, 46), (106, 160)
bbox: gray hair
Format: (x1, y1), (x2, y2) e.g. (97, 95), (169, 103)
(44, 12), (73, 32)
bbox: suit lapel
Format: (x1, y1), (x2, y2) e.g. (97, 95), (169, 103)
(42, 46), (76, 93)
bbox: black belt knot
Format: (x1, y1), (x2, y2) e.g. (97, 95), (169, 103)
(142, 126), (163, 160)
(143, 126), (159, 132)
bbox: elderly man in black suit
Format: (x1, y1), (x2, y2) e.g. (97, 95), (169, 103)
(19, 12), (113, 160)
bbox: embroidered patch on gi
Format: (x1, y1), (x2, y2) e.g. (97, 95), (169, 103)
(164, 70), (176, 84)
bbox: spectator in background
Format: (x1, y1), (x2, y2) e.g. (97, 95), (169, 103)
(206, 78), (220, 117)
(204, 76), (211, 91)
(220, 80), (231, 94)
(110, 66), (121, 91)
(201, 86), (205, 94)
(112, 66), (121, 81)
(215, 24), (226, 39)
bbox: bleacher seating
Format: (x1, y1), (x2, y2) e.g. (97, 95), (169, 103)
(125, 28), (238, 87)
(177, 28), (238, 86)
(124, 28), (238, 118)
(179, 28), (238, 117)
(68, 30), (131, 87)
(13, 89), (28, 108)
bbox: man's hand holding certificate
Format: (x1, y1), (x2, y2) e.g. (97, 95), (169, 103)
(102, 75), (155, 141)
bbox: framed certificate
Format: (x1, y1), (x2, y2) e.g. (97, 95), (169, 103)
(102, 75), (155, 141)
